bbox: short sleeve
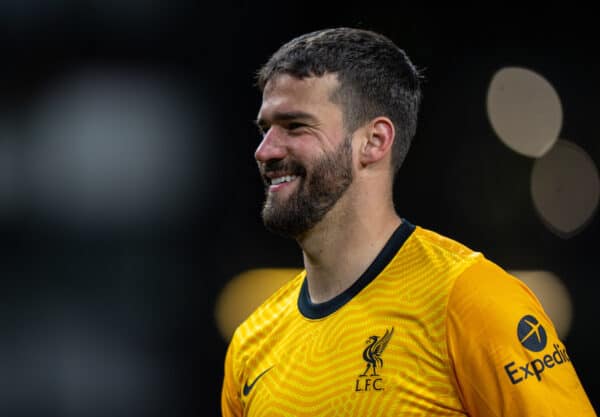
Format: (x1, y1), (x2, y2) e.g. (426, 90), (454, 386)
(446, 258), (597, 417)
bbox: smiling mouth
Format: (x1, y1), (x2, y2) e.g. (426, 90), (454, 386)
(270, 175), (298, 185)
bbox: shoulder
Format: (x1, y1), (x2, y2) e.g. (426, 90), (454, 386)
(394, 225), (483, 288)
(410, 225), (482, 261)
(446, 253), (552, 348)
(400, 224), (543, 324)
(450, 256), (543, 318)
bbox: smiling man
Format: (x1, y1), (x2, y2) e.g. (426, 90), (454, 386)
(256, 73), (355, 242)
(221, 27), (597, 416)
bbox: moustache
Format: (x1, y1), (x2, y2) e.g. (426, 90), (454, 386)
(261, 160), (307, 178)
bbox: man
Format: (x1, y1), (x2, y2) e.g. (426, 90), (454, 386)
(221, 27), (597, 416)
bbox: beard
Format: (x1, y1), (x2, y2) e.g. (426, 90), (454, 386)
(260, 136), (354, 239)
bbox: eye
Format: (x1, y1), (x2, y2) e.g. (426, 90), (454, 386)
(287, 122), (306, 132)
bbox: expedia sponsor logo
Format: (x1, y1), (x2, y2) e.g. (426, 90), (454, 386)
(504, 315), (570, 384)
(517, 315), (547, 352)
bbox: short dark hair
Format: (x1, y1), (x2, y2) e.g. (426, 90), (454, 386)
(256, 27), (423, 175)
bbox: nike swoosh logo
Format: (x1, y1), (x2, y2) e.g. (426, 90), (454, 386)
(243, 366), (273, 396)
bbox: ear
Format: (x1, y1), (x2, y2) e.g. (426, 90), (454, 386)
(358, 117), (395, 167)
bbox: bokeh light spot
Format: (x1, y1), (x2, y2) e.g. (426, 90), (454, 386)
(531, 139), (599, 238)
(215, 268), (302, 341)
(487, 66), (562, 157)
(510, 270), (574, 340)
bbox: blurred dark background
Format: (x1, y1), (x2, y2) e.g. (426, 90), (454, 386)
(1, 3), (598, 416)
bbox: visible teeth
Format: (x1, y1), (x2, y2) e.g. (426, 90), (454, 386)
(272, 175), (297, 185)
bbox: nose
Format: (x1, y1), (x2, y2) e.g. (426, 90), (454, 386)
(254, 126), (287, 163)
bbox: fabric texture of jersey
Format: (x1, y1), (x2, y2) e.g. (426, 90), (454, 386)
(221, 220), (597, 416)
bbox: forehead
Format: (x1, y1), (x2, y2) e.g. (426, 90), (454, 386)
(257, 73), (341, 120)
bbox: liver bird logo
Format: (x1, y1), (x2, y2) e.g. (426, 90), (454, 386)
(360, 327), (394, 377)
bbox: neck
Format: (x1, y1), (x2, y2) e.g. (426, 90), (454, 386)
(297, 194), (401, 304)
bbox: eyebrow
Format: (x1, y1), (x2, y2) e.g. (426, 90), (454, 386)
(255, 111), (318, 129)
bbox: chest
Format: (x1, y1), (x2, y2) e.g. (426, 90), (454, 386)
(242, 309), (463, 416)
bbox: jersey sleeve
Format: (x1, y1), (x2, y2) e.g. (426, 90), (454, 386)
(446, 257), (597, 417)
(221, 336), (243, 417)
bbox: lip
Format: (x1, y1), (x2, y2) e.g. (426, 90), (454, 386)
(264, 170), (292, 181)
(268, 176), (299, 192)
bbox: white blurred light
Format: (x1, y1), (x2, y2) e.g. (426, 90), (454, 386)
(510, 270), (574, 340)
(531, 139), (599, 238)
(487, 66), (562, 157)
(26, 68), (212, 229)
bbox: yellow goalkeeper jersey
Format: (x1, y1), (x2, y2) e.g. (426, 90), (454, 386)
(221, 220), (596, 416)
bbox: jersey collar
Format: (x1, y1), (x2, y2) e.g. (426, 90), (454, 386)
(298, 219), (416, 319)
